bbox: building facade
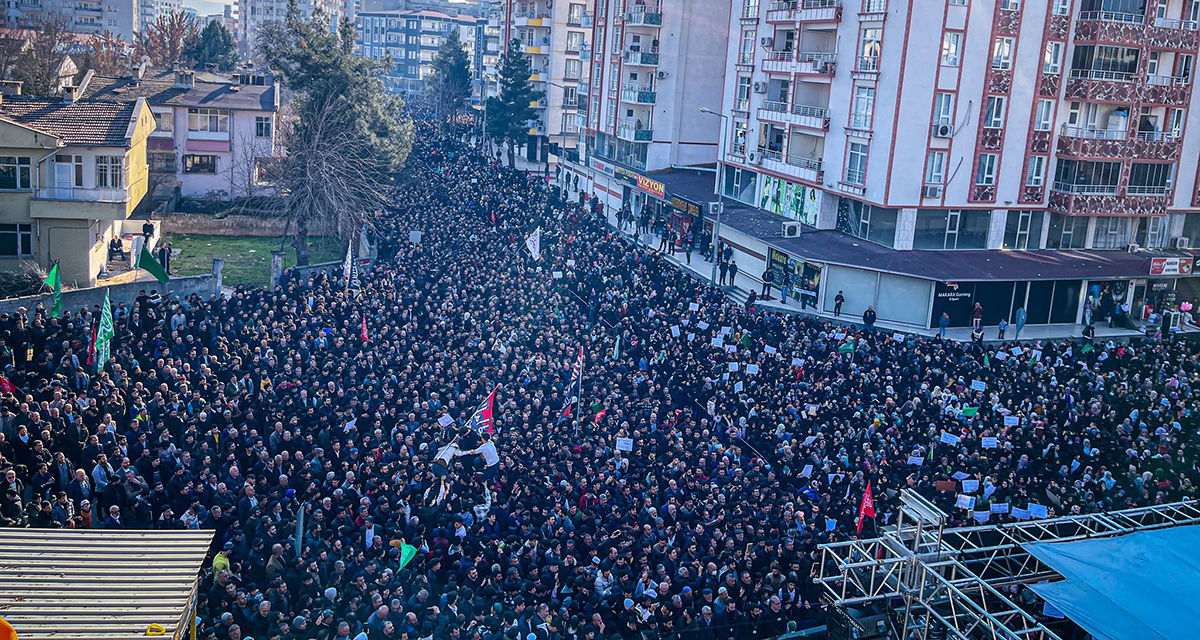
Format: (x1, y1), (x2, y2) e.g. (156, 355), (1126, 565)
(81, 67), (280, 200)
(139, 0), (183, 33)
(4, 0), (138, 41)
(237, 0), (341, 50)
(0, 90), (154, 287)
(355, 9), (489, 101)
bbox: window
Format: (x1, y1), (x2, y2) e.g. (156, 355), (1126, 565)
(941, 32), (961, 67)
(1003, 211), (1043, 250)
(255, 116), (273, 138)
(992, 37), (1014, 69)
(565, 59), (582, 79)
(836, 199), (898, 246)
(0, 156), (30, 190)
(154, 111), (173, 132)
(851, 86), (875, 129)
(926, 151), (946, 184)
(188, 108), (229, 133)
(1092, 216), (1133, 249)
(735, 76), (751, 111)
(1025, 156), (1046, 186)
(563, 85), (578, 107)
(934, 93), (954, 125)
(984, 96), (1005, 128)
(0, 223), (32, 257)
(184, 154), (218, 174)
(846, 142), (868, 185)
(567, 3), (585, 24)
(740, 30), (755, 63)
(1043, 41), (1063, 74)
(858, 27), (882, 67)
(148, 152), (175, 173)
(1035, 100), (1054, 131)
(54, 154), (83, 187)
(566, 30), (585, 52)
(95, 156), (125, 189)
(914, 209), (990, 250)
(975, 153), (997, 185)
(1053, 0), (1069, 14)
(1169, 108), (1184, 136)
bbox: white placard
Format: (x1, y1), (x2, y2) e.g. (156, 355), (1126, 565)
(991, 502), (1010, 514)
(746, 364), (760, 374)
(726, 345), (737, 353)
(764, 345), (777, 354)
(1029, 504), (1049, 519)
(689, 302), (700, 311)
(712, 338), (723, 348)
(1011, 347), (1024, 355)
(552, 271), (563, 279)
(698, 321), (710, 330)
(792, 358), (804, 366)
(1012, 507), (1031, 520)
(438, 415), (454, 427)
(981, 436), (998, 448)
(907, 455), (924, 466)
(616, 437), (633, 451)
(671, 326), (680, 337)
(962, 479), (980, 493)
(995, 351), (1008, 360)
(729, 362), (739, 372)
(801, 464), (813, 478)
(687, 333), (695, 342)
(956, 494), (976, 510)
(893, 332), (905, 341)
(734, 381), (744, 393)
(1003, 416), (1019, 427)
(567, 259), (576, 266)
(951, 471), (969, 480)
(940, 432), (960, 445)
(803, 435), (818, 446)
(973, 511), (991, 523)
(970, 380), (986, 392)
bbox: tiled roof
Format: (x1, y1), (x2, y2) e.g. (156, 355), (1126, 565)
(82, 68), (277, 112)
(0, 97), (137, 146)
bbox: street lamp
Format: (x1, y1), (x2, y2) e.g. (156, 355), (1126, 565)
(699, 106), (728, 287)
(545, 80), (574, 178)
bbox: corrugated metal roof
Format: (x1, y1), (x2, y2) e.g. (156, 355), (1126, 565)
(0, 529), (214, 640)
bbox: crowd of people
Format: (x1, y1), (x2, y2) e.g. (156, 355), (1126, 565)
(1, 128), (1198, 640)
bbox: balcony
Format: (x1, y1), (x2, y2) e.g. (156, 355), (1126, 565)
(767, 0), (841, 23)
(617, 119), (653, 142)
(17, 0), (40, 8)
(580, 47), (591, 61)
(581, 12), (594, 27)
(853, 55), (880, 77)
(1049, 182), (1170, 216)
(73, 20), (101, 30)
(623, 50), (659, 66)
(766, 0), (798, 22)
(31, 183), (140, 221)
(756, 101), (830, 131)
(1058, 125), (1183, 161)
(76, 4), (102, 13)
(796, 51), (836, 76)
(783, 154), (824, 182)
(620, 84), (657, 104)
(761, 50), (793, 73)
(624, 7), (663, 25)
(756, 146), (784, 162)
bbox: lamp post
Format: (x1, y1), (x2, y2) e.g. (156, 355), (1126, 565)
(699, 107), (728, 287)
(545, 80), (573, 181)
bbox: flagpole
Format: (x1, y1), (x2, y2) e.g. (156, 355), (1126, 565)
(573, 348), (583, 435)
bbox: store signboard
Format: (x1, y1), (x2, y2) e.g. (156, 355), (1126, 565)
(1150, 257), (1195, 276)
(767, 248), (822, 307)
(613, 166), (666, 199)
(670, 195), (702, 219)
(589, 158), (615, 176)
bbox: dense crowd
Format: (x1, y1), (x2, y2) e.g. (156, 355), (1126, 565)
(1, 130), (1198, 640)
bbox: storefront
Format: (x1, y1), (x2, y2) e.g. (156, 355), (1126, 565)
(932, 280), (1085, 328)
(767, 248), (823, 308)
(669, 195), (702, 247)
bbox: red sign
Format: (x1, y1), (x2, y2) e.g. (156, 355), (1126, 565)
(1150, 257), (1194, 276)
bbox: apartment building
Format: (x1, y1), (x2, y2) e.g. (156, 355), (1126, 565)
(653, 0), (1200, 331)
(493, 0), (600, 161)
(139, 0), (182, 33)
(237, 0), (341, 50)
(4, 0), (138, 40)
(81, 67), (280, 200)
(0, 89), (154, 287)
(355, 9), (489, 101)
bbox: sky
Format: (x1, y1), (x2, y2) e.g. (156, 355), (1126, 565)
(184, 0), (229, 17)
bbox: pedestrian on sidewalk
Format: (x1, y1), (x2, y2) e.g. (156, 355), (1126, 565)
(834, 290), (845, 317)
(862, 305), (877, 332)
(728, 260), (739, 287)
(685, 233), (694, 264)
(998, 318), (1008, 340)
(972, 303), (983, 330)
(780, 270), (792, 306)
(761, 268), (774, 297)
(938, 312), (950, 338)
(1082, 322), (1096, 347)
(718, 259), (729, 286)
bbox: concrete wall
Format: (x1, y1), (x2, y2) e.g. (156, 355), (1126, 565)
(0, 259), (224, 317)
(155, 213), (343, 238)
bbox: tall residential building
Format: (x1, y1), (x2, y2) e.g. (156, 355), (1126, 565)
(686, 0), (1200, 331)
(3, 0), (138, 40)
(139, 0), (182, 32)
(354, 10), (489, 101)
(493, 0), (599, 162)
(237, 0), (341, 50)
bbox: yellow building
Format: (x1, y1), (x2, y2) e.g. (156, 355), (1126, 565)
(0, 90), (154, 287)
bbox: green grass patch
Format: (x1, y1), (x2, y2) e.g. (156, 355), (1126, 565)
(163, 234), (343, 288)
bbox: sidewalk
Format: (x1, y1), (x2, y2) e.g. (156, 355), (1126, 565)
(603, 218), (1184, 344)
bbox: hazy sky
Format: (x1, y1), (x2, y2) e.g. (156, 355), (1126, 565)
(184, 0), (229, 16)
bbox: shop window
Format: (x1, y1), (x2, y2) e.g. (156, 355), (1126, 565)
(914, 209), (990, 250)
(1003, 211), (1044, 250)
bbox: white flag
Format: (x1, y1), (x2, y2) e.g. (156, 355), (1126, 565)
(525, 228), (542, 261)
(342, 238), (353, 280)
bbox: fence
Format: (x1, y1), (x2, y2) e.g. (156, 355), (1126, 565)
(0, 259), (224, 317)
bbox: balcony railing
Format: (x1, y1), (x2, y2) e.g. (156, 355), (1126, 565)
(757, 146), (784, 162)
(787, 155), (822, 171)
(855, 55), (880, 72)
(37, 186), (131, 203)
(624, 7), (663, 25)
(623, 50), (660, 65)
(1127, 185), (1172, 195)
(1068, 68), (1137, 82)
(843, 169), (865, 186)
(1060, 125), (1126, 140)
(737, 51), (755, 65)
(1136, 130), (1180, 142)
(1051, 181), (1119, 195)
(742, 2), (759, 18)
(617, 119), (653, 142)
(1154, 16), (1199, 30)
(1077, 10), (1144, 24)
(1146, 73), (1189, 86)
(731, 142), (747, 157)
(848, 113), (872, 129)
(762, 99), (788, 112)
(620, 84), (657, 104)
(796, 52), (836, 74)
(793, 104), (830, 118)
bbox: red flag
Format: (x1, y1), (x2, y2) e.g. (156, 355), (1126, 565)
(0, 375), (16, 395)
(857, 481), (876, 535)
(594, 408), (607, 424)
(464, 386), (499, 434)
(361, 312), (369, 342)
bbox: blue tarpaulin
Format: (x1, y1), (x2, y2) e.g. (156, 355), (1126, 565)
(1025, 524), (1200, 640)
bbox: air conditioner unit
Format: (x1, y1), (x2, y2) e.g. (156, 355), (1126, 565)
(749, 151), (760, 164)
(760, 36), (774, 48)
(1173, 236), (1190, 249)
(1126, 243), (1140, 253)
(656, 71), (667, 79)
(922, 184), (943, 198)
(782, 221), (802, 237)
(753, 81), (766, 93)
(932, 122), (953, 137)
(707, 201), (723, 217)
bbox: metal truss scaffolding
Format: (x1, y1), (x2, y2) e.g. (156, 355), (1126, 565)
(815, 491), (1200, 640)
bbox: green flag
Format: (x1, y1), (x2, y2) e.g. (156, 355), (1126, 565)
(963, 406), (978, 418)
(93, 289), (114, 368)
(398, 542), (418, 569)
(137, 244), (170, 285)
(984, 354), (990, 366)
(838, 340), (856, 354)
(1080, 343), (1094, 353)
(43, 261), (61, 318)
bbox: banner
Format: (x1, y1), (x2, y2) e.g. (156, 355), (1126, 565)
(768, 248), (821, 307)
(1150, 257), (1194, 276)
(759, 174), (821, 226)
(525, 228), (542, 261)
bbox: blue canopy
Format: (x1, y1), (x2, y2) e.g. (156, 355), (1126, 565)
(1025, 524), (1200, 640)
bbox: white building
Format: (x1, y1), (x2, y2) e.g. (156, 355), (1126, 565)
(139, 0), (182, 33)
(237, 0), (341, 50)
(4, 0), (138, 40)
(82, 67), (280, 200)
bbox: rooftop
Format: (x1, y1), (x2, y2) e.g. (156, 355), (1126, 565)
(82, 68), (277, 112)
(0, 97), (139, 146)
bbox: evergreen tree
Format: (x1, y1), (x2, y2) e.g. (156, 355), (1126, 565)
(427, 28), (471, 130)
(259, 3), (413, 265)
(486, 39), (542, 168)
(189, 21), (238, 72)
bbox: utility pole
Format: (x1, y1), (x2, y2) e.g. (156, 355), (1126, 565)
(699, 107), (729, 286)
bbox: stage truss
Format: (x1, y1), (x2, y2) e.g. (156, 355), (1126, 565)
(815, 491), (1200, 640)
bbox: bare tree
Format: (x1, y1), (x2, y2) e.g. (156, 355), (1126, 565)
(138, 11), (198, 67)
(81, 31), (132, 75)
(12, 14), (72, 95)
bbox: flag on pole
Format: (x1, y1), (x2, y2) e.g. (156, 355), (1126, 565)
(361, 312), (369, 342)
(398, 541), (418, 569)
(525, 227), (542, 260)
(463, 386), (499, 434)
(838, 339), (856, 355)
(594, 407), (607, 424)
(43, 261), (62, 318)
(857, 481), (876, 534)
(0, 375), (16, 395)
(342, 238), (353, 281)
(559, 346), (584, 421)
(93, 289), (114, 369)
(136, 245), (170, 285)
